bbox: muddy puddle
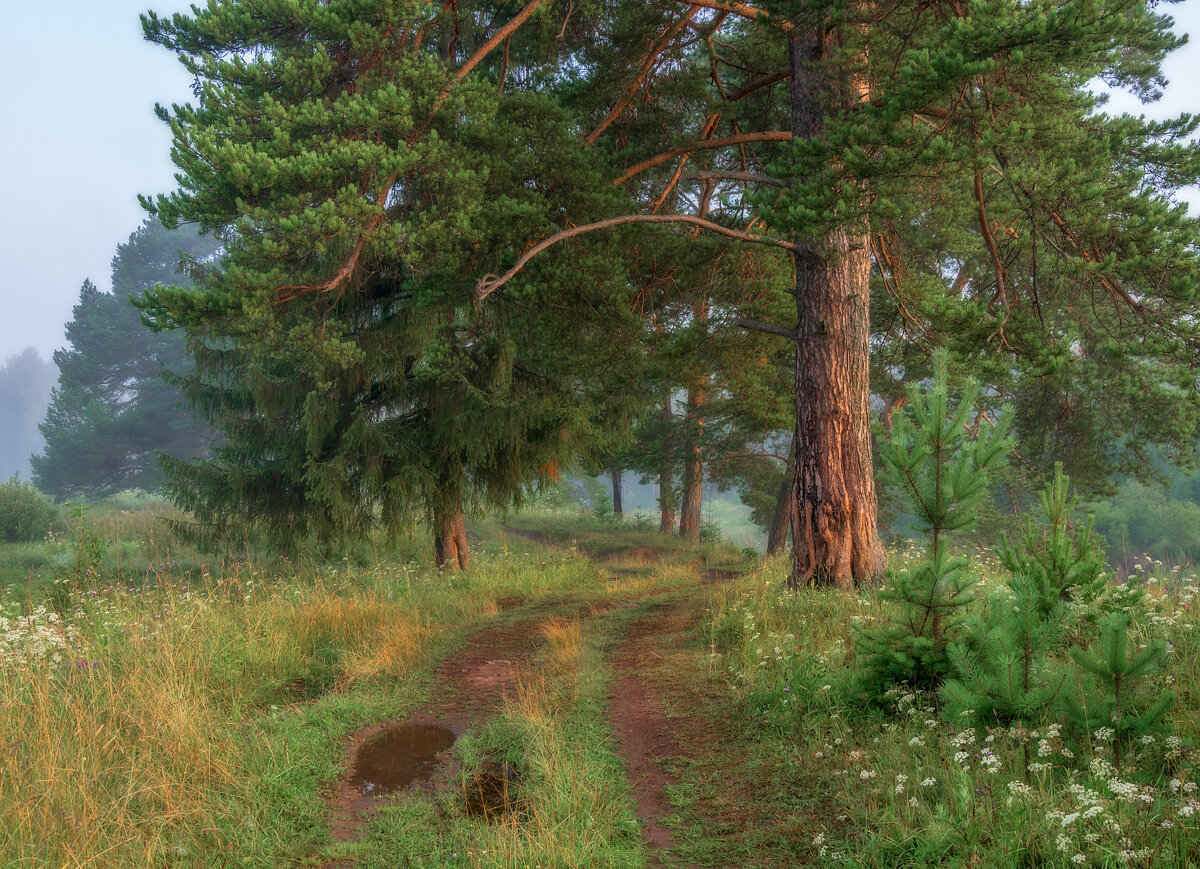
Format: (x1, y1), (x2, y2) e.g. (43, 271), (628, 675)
(464, 760), (520, 819)
(349, 724), (457, 797)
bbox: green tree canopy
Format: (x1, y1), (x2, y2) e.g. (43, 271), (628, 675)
(140, 0), (644, 562)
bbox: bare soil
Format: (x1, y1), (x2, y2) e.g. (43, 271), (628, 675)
(323, 611), (544, 846)
(608, 600), (695, 854)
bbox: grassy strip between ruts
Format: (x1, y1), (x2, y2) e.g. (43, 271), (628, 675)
(329, 594), (658, 868)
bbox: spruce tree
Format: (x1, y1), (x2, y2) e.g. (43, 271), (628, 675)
(140, 0), (641, 563)
(855, 351), (1013, 695)
(32, 222), (218, 498)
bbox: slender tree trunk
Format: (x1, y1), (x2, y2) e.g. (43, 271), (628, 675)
(787, 27), (884, 588)
(766, 444), (795, 556)
(677, 381), (705, 541)
(610, 465), (623, 515)
(658, 395), (676, 534)
(433, 485), (470, 571)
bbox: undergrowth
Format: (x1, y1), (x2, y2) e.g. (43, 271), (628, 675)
(707, 551), (1200, 868)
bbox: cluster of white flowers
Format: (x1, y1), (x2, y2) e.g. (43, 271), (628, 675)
(0, 604), (76, 665)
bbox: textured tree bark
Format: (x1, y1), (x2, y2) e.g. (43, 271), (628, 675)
(677, 381), (706, 542)
(610, 466), (624, 515)
(433, 487), (470, 571)
(787, 27), (884, 588)
(766, 449), (795, 556)
(658, 396), (676, 534)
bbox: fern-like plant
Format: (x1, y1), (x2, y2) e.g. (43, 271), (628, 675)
(855, 351), (1014, 696)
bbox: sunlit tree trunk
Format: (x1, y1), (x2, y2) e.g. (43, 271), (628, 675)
(433, 481), (470, 570)
(787, 26), (884, 588)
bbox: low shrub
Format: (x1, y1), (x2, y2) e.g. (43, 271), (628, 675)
(0, 477), (61, 543)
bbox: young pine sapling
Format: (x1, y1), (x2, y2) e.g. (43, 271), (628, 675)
(856, 352), (1013, 696)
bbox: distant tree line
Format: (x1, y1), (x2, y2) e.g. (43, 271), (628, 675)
(31, 221), (219, 499)
(0, 349), (57, 480)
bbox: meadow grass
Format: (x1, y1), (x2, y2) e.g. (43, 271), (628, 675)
(703, 551), (1200, 868)
(0, 506), (618, 868)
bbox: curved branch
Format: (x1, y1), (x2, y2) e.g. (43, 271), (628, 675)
(682, 0), (791, 30)
(612, 131), (792, 185)
(476, 215), (798, 300)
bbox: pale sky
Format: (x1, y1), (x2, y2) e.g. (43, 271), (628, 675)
(1, 1), (1198, 365)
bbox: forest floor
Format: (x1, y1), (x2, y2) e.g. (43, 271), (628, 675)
(3, 504), (1199, 868)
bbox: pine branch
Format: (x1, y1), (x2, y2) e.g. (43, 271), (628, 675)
(680, 0), (792, 31)
(733, 318), (796, 340)
(611, 132), (792, 185)
(475, 215), (798, 299)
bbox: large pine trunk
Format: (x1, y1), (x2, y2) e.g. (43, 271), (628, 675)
(610, 466), (623, 515)
(677, 381), (705, 542)
(433, 488), (470, 571)
(787, 29), (884, 588)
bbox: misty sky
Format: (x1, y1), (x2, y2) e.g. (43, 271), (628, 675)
(1, 1), (1199, 366)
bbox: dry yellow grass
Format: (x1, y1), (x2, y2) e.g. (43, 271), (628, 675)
(538, 617), (583, 676)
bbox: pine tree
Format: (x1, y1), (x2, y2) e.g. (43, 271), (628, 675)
(998, 464), (1110, 611)
(855, 351), (1013, 695)
(942, 576), (1070, 775)
(32, 222), (219, 498)
(139, 1), (641, 563)
(1067, 613), (1175, 771)
(477, 0), (1200, 588)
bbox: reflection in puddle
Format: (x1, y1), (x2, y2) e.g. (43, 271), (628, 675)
(350, 724), (457, 797)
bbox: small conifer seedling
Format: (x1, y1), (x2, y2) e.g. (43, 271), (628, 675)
(1067, 612), (1175, 771)
(998, 464), (1109, 613)
(856, 351), (1013, 697)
